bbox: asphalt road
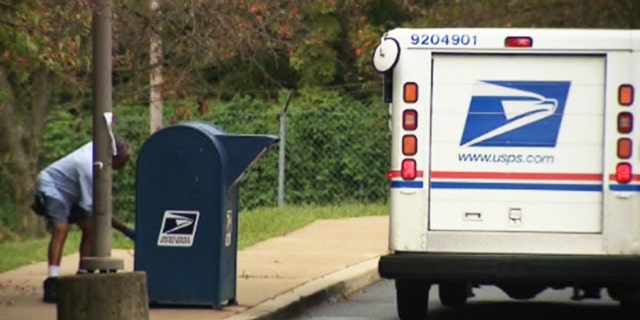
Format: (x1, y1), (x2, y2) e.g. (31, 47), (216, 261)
(292, 279), (627, 320)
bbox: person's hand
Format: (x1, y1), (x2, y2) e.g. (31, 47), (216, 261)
(124, 228), (136, 241)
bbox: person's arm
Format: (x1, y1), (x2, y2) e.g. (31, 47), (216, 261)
(111, 215), (136, 240)
(79, 168), (135, 241)
(111, 216), (128, 234)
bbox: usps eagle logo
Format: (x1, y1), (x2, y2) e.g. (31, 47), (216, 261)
(460, 81), (571, 148)
(157, 211), (200, 247)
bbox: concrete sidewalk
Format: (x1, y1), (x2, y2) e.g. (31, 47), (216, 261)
(0, 215), (389, 320)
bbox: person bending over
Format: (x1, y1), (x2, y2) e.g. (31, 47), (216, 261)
(32, 137), (136, 303)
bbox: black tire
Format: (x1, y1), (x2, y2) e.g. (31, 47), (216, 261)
(438, 282), (468, 307)
(395, 279), (431, 320)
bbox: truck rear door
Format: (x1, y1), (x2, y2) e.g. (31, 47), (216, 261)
(428, 54), (605, 233)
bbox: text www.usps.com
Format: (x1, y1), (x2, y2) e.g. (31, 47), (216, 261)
(458, 153), (555, 165)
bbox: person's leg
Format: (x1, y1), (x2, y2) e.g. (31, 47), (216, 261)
(44, 197), (71, 277)
(47, 222), (69, 276)
(42, 196), (70, 303)
(71, 206), (93, 274)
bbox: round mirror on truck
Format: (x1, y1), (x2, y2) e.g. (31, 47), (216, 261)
(372, 37), (400, 73)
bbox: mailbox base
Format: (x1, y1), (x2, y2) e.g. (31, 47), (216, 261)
(149, 299), (237, 310)
(56, 271), (149, 320)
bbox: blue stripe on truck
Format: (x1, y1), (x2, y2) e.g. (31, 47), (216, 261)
(609, 184), (640, 192)
(390, 181), (424, 189)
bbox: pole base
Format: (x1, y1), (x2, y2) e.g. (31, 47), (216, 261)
(80, 257), (124, 273)
(56, 271), (149, 320)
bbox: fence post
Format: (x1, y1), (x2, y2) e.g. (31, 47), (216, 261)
(278, 91), (294, 207)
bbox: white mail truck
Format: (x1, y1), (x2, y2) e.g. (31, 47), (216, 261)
(372, 28), (640, 319)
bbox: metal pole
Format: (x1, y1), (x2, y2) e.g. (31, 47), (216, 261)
(80, 0), (124, 273)
(277, 92), (293, 207)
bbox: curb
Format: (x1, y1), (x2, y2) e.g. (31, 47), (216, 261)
(226, 257), (381, 320)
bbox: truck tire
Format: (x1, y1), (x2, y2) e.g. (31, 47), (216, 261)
(438, 282), (468, 307)
(395, 279), (430, 320)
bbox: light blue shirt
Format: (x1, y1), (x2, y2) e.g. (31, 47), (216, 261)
(37, 142), (94, 212)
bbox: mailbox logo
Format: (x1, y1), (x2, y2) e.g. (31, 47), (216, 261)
(157, 210), (200, 247)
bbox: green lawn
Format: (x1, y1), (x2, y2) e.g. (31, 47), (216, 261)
(0, 203), (387, 274)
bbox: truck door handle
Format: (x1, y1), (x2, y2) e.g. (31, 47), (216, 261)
(464, 212), (482, 221)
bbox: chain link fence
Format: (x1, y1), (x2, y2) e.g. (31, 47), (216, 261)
(202, 97), (392, 210)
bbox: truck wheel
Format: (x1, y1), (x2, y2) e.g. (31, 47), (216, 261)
(438, 282), (468, 307)
(395, 279), (430, 320)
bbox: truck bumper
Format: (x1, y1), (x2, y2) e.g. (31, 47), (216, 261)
(379, 252), (640, 283)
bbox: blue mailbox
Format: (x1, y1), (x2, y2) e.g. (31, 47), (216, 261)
(133, 121), (279, 308)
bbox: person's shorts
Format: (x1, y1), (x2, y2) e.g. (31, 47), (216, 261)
(33, 192), (92, 230)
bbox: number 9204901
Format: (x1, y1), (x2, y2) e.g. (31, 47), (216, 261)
(410, 33), (478, 46)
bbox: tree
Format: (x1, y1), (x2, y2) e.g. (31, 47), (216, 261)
(0, 0), (92, 236)
(109, 0), (310, 103)
(149, 0), (164, 134)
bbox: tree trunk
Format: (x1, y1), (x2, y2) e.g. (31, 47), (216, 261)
(149, 0), (164, 134)
(18, 189), (44, 237)
(0, 67), (52, 237)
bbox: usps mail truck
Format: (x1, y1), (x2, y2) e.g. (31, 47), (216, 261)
(372, 28), (640, 319)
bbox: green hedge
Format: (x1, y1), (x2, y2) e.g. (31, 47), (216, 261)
(34, 91), (390, 223)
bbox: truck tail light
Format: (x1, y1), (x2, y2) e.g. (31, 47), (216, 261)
(402, 135), (417, 155)
(616, 162), (632, 184)
(401, 159), (417, 180)
(403, 82), (418, 103)
(619, 84), (634, 106)
(505, 36), (532, 47)
(617, 138), (632, 159)
(618, 112), (633, 134)
(403, 109), (417, 130)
